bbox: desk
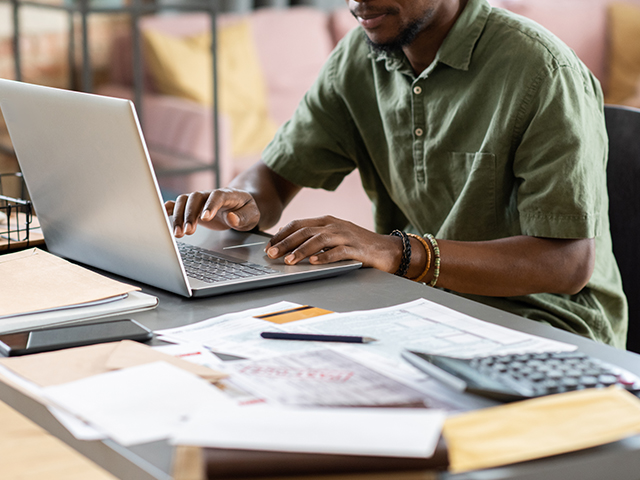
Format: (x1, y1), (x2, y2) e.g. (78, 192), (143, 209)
(2, 267), (640, 479)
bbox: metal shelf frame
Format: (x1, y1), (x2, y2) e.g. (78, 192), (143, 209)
(2, 0), (221, 189)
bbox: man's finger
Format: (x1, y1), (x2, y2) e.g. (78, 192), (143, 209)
(201, 190), (238, 222)
(183, 192), (210, 235)
(309, 245), (352, 264)
(171, 194), (190, 237)
(268, 217), (332, 250)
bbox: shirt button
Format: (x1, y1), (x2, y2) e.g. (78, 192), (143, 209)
(415, 128), (424, 137)
(413, 86), (422, 95)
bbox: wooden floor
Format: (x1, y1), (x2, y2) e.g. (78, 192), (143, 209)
(0, 400), (118, 480)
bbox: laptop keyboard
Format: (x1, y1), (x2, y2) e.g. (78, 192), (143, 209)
(177, 242), (278, 284)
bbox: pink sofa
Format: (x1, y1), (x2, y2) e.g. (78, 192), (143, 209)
(492, 0), (640, 93)
(100, 1), (640, 234)
(99, 7), (372, 233)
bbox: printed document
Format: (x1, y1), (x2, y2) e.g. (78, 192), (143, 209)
(156, 299), (575, 383)
(286, 299), (576, 380)
(224, 349), (426, 407)
(156, 301), (327, 359)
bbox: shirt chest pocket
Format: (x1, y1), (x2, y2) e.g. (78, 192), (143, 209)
(427, 152), (498, 240)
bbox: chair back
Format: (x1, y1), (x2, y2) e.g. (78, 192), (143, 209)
(604, 105), (640, 352)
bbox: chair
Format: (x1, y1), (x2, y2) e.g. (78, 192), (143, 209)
(604, 105), (640, 353)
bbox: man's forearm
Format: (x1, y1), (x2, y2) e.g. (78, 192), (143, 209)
(436, 236), (596, 297)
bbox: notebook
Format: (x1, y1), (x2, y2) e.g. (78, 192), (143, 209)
(0, 79), (361, 297)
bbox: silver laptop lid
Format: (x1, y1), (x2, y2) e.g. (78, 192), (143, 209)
(0, 80), (361, 297)
(0, 79), (192, 296)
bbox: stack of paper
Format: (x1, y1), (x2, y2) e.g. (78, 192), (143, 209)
(41, 361), (232, 446)
(0, 340), (229, 444)
(0, 248), (158, 333)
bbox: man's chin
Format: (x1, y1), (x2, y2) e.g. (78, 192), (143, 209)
(363, 31), (403, 53)
(362, 14), (430, 54)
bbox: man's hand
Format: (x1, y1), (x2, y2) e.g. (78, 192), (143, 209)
(165, 189), (261, 238)
(265, 216), (404, 273)
(267, 216), (596, 297)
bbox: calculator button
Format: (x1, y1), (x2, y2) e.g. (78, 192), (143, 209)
(579, 376), (599, 387)
(529, 372), (546, 382)
(513, 354), (532, 362)
(598, 374), (618, 385)
(561, 378), (580, 388)
(509, 361), (526, 370)
(541, 380), (560, 393)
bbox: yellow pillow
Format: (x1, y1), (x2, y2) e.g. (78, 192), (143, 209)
(606, 2), (640, 105)
(143, 20), (279, 157)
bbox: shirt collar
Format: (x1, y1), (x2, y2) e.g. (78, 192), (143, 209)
(437, 0), (491, 71)
(368, 0), (492, 75)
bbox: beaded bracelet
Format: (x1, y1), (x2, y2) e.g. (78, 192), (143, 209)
(406, 233), (431, 283)
(424, 233), (441, 287)
(390, 230), (411, 277)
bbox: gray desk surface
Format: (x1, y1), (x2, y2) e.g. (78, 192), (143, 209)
(2, 267), (640, 480)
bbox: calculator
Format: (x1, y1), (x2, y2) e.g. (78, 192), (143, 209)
(402, 350), (640, 402)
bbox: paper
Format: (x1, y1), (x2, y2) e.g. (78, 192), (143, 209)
(158, 299), (575, 375)
(173, 403), (446, 458)
(0, 248), (140, 317)
(152, 343), (227, 369)
(156, 302), (324, 359)
(47, 406), (107, 441)
(42, 361), (234, 446)
(0, 364), (108, 441)
(105, 340), (227, 382)
(442, 387), (640, 473)
(225, 349), (427, 407)
(287, 299), (577, 380)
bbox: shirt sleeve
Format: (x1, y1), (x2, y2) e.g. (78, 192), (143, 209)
(512, 63), (608, 239)
(261, 46), (360, 191)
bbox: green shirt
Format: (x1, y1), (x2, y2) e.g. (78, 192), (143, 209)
(262, 0), (628, 348)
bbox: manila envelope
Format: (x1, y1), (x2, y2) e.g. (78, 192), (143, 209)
(443, 386), (640, 473)
(105, 340), (227, 383)
(0, 340), (226, 387)
(0, 248), (139, 317)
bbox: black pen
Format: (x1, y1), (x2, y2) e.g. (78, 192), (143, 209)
(260, 332), (377, 343)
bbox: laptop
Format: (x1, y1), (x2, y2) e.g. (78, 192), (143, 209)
(0, 79), (362, 297)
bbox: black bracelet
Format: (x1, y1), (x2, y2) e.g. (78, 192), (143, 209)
(390, 230), (411, 277)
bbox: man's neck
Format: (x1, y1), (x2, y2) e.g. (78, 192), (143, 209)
(403, 0), (468, 75)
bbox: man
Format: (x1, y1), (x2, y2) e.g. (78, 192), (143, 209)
(167, 0), (628, 348)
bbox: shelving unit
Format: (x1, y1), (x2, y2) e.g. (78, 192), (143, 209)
(1, 0), (222, 188)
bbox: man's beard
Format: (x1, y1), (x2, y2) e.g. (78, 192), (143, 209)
(365, 13), (433, 54)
